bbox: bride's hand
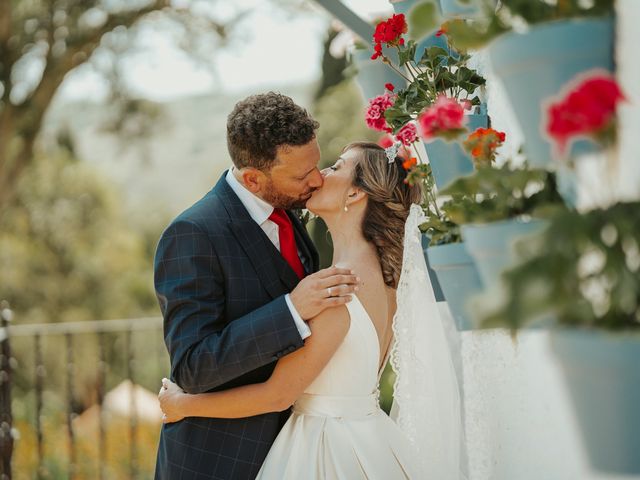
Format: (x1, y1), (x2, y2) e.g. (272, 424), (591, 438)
(158, 378), (186, 423)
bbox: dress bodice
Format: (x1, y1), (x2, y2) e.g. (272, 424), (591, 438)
(302, 295), (383, 397)
(256, 295), (420, 479)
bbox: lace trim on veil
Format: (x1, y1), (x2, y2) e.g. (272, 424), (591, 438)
(390, 204), (467, 479)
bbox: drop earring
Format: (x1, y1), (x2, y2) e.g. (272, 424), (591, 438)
(344, 205), (348, 212)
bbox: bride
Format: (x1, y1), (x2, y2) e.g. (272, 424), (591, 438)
(159, 141), (464, 479)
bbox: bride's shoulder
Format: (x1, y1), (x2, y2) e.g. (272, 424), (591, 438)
(308, 303), (351, 338)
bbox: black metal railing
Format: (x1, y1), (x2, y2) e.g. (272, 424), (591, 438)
(3, 308), (166, 479)
(0, 301), (14, 480)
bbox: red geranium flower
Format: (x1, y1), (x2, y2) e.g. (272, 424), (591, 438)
(371, 14), (407, 60)
(546, 73), (624, 155)
(385, 83), (395, 92)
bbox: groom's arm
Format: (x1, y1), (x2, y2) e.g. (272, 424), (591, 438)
(159, 306), (351, 421)
(155, 219), (305, 394)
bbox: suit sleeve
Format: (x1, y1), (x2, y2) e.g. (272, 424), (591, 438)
(154, 219), (304, 394)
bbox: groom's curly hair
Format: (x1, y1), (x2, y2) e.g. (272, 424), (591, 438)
(345, 142), (423, 289)
(227, 92), (319, 171)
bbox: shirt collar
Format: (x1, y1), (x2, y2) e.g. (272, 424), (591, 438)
(225, 168), (274, 225)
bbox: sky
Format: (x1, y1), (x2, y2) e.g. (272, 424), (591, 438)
(59, 0), (391, 102)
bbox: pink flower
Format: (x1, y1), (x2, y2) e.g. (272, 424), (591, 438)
(377, 134), (395, 148)
(546, 73), (625, 154)
(365, 92), (395, 132)
(417, 95), (467, 140)
(396, 122), (418, 146)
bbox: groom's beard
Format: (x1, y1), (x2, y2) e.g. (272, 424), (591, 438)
(262, 179), (317, 210)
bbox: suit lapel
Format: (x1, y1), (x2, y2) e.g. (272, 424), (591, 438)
(216, 174), (284, 299)
(216, 172), (306, 296)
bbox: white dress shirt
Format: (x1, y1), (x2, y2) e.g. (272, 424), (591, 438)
(225, 169), (311, 340)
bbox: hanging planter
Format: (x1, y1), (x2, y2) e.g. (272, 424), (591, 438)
(550, 330), (640, 474)
(351, 47), (407, 103)
(426, 241), (482, 330)
(424, 110), (489, 189)
(486, 17), (614, 167)
(439, 0), (479, 18)
(461, 217), (548, 288)
(421, 235), (446, 303)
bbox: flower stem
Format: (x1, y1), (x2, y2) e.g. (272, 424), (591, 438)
(413, 144), (442, 217)
(382, 56), (412, 83)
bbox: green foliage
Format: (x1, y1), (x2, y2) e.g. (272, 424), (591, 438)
(419, 210), (462, 246)
(402, 162), (461, 246)
(439, 163), (566, 225)
(446, 0), (614, 50)
(383, 43), (486, 132)
(480, 202), (640, 331)
(0, 152), (157, 323)
(407, 0), (442, 42)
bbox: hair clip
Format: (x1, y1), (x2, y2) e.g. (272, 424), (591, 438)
(385, 141), (402, 164)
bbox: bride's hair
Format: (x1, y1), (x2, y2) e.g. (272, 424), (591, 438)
(344, 142), (422, 289)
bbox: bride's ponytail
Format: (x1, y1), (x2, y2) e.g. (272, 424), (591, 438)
(344, 142), (422, 289)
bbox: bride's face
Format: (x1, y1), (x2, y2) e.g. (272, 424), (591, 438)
(306, 148), (360, 215)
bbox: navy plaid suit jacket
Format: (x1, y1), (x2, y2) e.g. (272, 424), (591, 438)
(154, 172), (319, 480)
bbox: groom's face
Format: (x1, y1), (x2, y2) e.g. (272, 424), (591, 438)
(262, 138), (323, 210)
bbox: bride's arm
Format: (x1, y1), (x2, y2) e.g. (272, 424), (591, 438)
(159, 305), (350, 422)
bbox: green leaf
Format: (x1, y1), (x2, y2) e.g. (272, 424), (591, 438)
(408, 0), (442, 42)
(426, 46), (449, 62)
(398, 42), (418, 66)
(445, 17), (507, 51)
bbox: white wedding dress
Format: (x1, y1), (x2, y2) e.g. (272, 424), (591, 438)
(255, 294), (421, 479)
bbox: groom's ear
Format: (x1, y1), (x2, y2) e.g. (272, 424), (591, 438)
(240, 168), (266, 194)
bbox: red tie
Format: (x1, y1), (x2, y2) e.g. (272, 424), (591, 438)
(269, 208), (305, 279)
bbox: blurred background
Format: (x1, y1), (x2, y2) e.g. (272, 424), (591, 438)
(0, 0), (393, 477)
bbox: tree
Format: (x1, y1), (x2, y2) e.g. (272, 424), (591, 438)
(0, 0), (240, 207)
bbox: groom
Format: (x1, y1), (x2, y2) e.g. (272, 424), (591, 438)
(154, 92), (359, 479)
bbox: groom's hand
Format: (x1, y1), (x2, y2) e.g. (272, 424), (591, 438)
(290, 266), (360, 320)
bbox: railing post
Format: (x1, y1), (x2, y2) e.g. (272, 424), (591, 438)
(65, 333), (76, 479)
(125, 329), (137, 479)
(34, 334), (44, 477)
(0, 302), (13, 480)
(97, 332), (106, 480)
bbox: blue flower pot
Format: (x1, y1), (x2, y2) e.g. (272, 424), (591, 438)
(351, 48), (407, 103)
(423, 112), (489, 189)
(487, 17), (614, 167)
(439, 0), (479, 18)
(421, 235), (445, 302)
(426, 241), (483, 330)
(390, 0), (448, 61)
(550, 330), (640, 474)
(461, 218), (548, 288)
